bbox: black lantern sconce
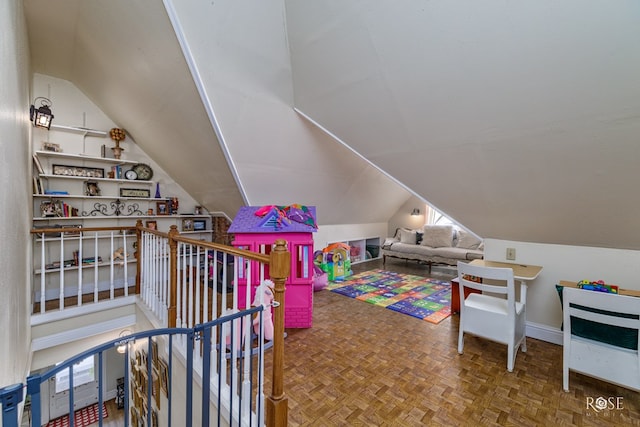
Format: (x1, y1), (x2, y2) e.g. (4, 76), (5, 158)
(29, 97), (54, 130)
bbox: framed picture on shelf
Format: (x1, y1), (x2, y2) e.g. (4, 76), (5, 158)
(40, 200), (62, 217)
(156, 201), (169, 215)
(120, 188), (151, 198)
(52, 164), (104, 178)
(145, 221), (157, 230)
(85, 181), (101, 196)
(181, 219), (194, 232)
(193, 219), (206, 231)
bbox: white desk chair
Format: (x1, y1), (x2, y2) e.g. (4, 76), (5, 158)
(562, 286), (640, 392)
(457, 261), (527, 372)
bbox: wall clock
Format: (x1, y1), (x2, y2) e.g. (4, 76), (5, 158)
(131, 163), (153, 181)
(125, 169), (138, 180)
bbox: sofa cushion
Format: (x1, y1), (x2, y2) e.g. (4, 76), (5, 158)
(421, 225), (453, 248)
(399, 229), (417, 244)
(456, 229), (483, 250)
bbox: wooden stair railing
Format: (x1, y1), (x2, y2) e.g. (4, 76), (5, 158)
(30, 221), (290, 426)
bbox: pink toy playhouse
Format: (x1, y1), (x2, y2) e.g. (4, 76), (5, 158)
(228, 205), (318, 328)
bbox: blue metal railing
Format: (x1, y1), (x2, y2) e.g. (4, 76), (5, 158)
(0, 305), (265, 427)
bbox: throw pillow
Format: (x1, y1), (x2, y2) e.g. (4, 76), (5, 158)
(421, 225), (453, 248)
(399, 229), (417, 244)
(456, 229), (483, 250)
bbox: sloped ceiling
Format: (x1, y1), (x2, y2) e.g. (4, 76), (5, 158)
(285, 0), (640, 249)
(23, 1), (640, 248)
(25, 0), (245, 216)
(24, 0), (411, 226)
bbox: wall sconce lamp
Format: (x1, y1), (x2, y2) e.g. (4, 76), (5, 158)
(116, 329), (134, 354)
(29, 97), (54, 130)
(411, 208), (421, 216)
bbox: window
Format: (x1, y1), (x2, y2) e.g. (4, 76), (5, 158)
(428, 208), (454, 226)
(55, 355), (95, 393)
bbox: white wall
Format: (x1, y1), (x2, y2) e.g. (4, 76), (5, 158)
(286, 0), (640, 251)
(485, 239), (640, 332)
(387, 196), (427, 236)
(314, 223), (387, 252)
(165, 0), (410, 226)
(0, 0), (32, 393)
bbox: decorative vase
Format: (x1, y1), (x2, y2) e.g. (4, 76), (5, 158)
(109, 128), (126, 160)
(111, 140), (124, 160)
(155, 183), (161, 199)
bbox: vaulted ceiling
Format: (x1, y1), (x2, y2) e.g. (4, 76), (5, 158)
(24, 0), (640, 249)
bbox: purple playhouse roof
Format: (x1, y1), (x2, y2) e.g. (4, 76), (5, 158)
(228, 205), (318, 233)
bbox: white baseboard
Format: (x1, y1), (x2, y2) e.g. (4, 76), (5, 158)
(526, 321), (563, 346)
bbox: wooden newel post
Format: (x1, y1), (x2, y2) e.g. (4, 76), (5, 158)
(135, 220), (143, 295)
(266, 239), (290, 427)
(168, 225), (179, 328)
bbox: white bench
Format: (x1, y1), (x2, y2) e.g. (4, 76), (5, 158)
(563, 286), (640, 392)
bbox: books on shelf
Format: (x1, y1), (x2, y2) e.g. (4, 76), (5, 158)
(45, 259), (75, 270)
(111, 165), (123, 179)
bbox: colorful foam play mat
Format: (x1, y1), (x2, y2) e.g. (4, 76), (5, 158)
(326, 269), (451, 324)
(46, 402), (108, 427)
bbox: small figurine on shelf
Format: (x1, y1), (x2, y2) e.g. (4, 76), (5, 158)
(112, 247), (126, 266)
(170, 197), (179, 215)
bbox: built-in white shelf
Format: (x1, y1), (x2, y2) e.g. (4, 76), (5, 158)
(35, 259), (136, 275)
(33, 194), (164, 201)
(35, 150), (138, 164)
(329, 236), (381, 264)
(38, 174), (153, 184)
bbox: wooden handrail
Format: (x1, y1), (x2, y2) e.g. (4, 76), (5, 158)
(168, 225), (178, 328)
(266, 239), (290, 426)
(31, 222), (290, 425)
(135, 220), (142, 294)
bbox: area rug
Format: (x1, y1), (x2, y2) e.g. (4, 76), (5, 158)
(326, 269), (451, 324)
(46, 402), (108, 427)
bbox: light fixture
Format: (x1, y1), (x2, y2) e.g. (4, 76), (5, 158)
(116, 329), (133, 354)
(29, 97), (55, 130)
(411, 208), (420, 216)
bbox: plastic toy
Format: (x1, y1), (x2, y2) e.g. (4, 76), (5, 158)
(319, 243), (352, 281)
(577, 279), (618, 294)
(222, 307), (249, 351)
(229, 205), (317, 328)
(312, 263), (328, 291)
(252, 279), (275, 340)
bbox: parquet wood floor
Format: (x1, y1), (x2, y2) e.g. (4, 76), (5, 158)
(39, 259), (640, 426)
(268, 258), (640, 426)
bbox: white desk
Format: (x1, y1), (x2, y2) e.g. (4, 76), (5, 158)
(468, 259), (543, 309)
(469, 259), (543, 282)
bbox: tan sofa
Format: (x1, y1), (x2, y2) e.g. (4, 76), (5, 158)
(381, 225), (483, 271)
